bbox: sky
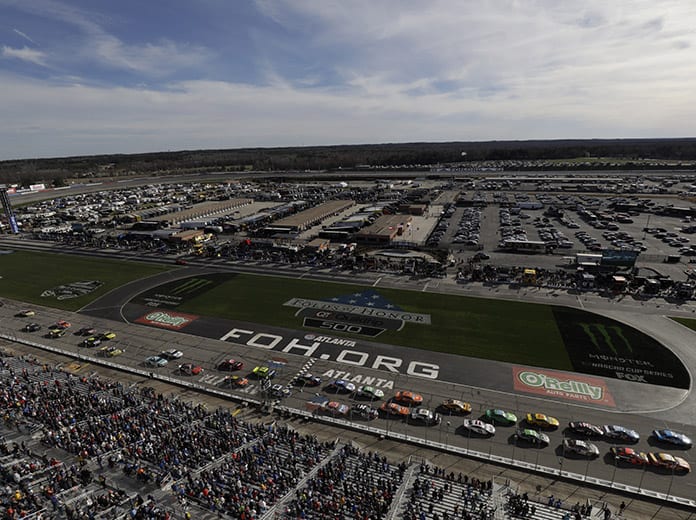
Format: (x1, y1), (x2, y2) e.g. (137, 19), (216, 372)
(1, 0), (695, 160)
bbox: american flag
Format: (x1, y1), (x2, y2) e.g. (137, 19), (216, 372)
(323, 289), (402, 310)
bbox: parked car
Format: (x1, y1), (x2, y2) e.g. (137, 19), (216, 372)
(568, 422), (604, 438)
(145, 356), (168, 368)
(217, 358), (243, 371)
(270, 384), (291, 398)
(603, 425), (640, 443)
(526, 413), (559, 430)
(394, 391), (423, 406)
(648, 452), (691, 473)
(355, 385), (385, 400)
(16, 310), (35, 317)
(160, 349), (184, 360)
(252, 366), (276, 379)
(295, 373), (322, 386)
(485, 409), (517, 426)
(438, 399), (471, 415)
(515, 429), (550, 447)
(178, 363), (203, 375)
(380, 402), (410, 417)
(220, 375), (249, 388)
(22, 323), (41, 333)
(74, 327), (96, 336)
(98, 331), (117, 341)
(327, 379), (356, 393)
(352, 404), (379, 420)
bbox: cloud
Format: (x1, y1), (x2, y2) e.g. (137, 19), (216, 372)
(2, 45), (47, 66)
(13, 28), (38, 45)
(4, 0), (211, 75)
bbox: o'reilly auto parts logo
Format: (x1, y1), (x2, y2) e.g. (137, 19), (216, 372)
(135, 309), (199, 330)
(513, 367), (615, 407)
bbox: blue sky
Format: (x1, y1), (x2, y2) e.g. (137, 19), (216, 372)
(1, 0), (695, 160)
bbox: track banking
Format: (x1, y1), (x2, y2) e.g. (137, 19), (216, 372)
(219, 327), (440, 379)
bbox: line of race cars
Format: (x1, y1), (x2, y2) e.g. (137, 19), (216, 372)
(14, 311), (692, 474)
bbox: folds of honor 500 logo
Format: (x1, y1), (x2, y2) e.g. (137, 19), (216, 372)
(284, 289), (431, 337)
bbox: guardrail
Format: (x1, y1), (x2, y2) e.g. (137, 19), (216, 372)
(2, 332), (694, 512)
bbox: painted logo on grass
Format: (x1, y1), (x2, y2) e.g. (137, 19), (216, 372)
(41, 280), (103, 300)
(513, 367), (616, 407)
(284, 289), (430, 337)
(135, 309), (199, 330)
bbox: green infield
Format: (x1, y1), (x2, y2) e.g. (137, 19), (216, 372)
(139, 272), (573, 369)
(671, 317), (696, 333)
(0, 250), (173, 311)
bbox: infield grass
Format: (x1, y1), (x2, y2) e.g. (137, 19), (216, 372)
(0, 250), (173, 311)
(173, 273), (573, 369)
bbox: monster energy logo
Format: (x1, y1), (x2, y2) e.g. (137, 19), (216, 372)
(579, 323), (632, 355)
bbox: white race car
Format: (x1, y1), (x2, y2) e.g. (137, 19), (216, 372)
(462, 419), (496, 436)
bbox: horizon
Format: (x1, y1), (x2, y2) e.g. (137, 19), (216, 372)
(2, 1), (696, 161)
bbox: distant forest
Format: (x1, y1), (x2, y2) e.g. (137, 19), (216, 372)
(2, 138), (696, 186)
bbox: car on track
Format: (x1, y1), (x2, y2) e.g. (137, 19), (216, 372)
(74, 327), (96, 336)
(355, 385), (385, 400)
(611, 447), (649, 466)
(485, 409), (518, 426)
(462, 419), (496, 437)
(352, 404), (379, 420)
(603, 425), (640, 443)
(99, 346), (124, 358)
(394, 391), (423, 406)
(295, 373), (322, 387)
(252, 366), (276, 379)
(98, 331), (117, 341)
(515, 429), (550, 447)
(270, 384), (291, 398)
(178, 363), (203, 376)
(16, 310), (35, 317)
(526, 413), (559, 430)
(562, 439), (600, 458)
(217, 358), (243, 371)
(220, 375), (249, 388)
(648, 452), (691, 473)
(380, 402), (410, 417)
(52, 320), (71, 330)
(81, 336), (102, 348)
(438, 399), (472, 415)
(145, 356), (168, 368)
(47, 327), (67, 338)
(652, 429), (693, 449)
(160, 349), (184, 360)
(568, 422), (604, 438)
(409, 407), (441, 426)
(22, 323), (41, 333)
(325, 401), (350, 416)
(327, 379), (356, 393)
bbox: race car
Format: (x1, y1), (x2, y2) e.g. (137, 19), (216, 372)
(217, 359), (244, 371)
(22, 323), (41, 333)
(525, 413), (559, 430)
(568, 422), (604, 438)
(562, 439), (600, 458)
(648, 452), (691, 473)
(355, 385), (385, 400)
(352, 404), (379, 420)
(485, 409), (518, 426)
(394, 391), (423, 406)
(160, 349), (184, 360)
(221, 375), (249, 388)
(327, 379), (356, 393)
(515, 429), (550, 447)
(145, 356), (168, 368)
(99, 346), (124, 358)
(252, 366), (276, 379)
(81, 336), (102, 348)
(325, 401), (350, 416)
(295, 373), (322, 387)
(652, 429), (693, 449)
(603, 425), (640, 443)
(409, 407), (441, 426)
(98, 331), (117, 341)
(438, 399), (472, 415)
(47, 328), (67, 338)
(611, 447), (649, 466)
(178, 363), (203, 375)
(52, 320), (71, 330)
(270, 384), (291, 398)
(380, 402), (410, 417)
(461, 419), (496, 437)
(74, 327), (97, 336)
(16, 310), (35, 317)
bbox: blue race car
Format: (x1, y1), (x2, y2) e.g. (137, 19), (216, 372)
(653, 429), (693, 449)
